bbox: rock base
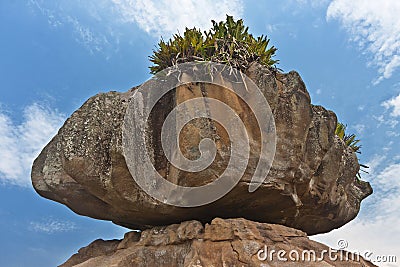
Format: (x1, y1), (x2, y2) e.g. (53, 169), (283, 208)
(60, 218), (375, 267)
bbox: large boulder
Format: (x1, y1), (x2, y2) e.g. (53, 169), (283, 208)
(31, 63), (372, 235)
(60, 218), (375, 267)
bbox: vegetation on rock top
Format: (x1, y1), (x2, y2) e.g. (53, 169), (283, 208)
(149, 15), (278, 74)
(335, 122), (361, 153)
(335, 122), (369, 179)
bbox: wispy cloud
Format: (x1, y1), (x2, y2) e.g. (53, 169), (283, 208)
(373, 114), (399, 128)
(0, 103), (65, 186)
(382, 93), (400, 117)
(327, 0), (400, 84)
(28, 0), (111, 55)
(352, 123), (366, 135)
(110, 0), (244, 37)
(28, 0), (244, 53)
(29, 218), (77, 234)
(65, 15), (110, 54)
(294, 0), (330, 9)
(28, 0), (62, 28)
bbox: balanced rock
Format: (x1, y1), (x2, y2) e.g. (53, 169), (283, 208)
(60, 218), (375, 267)
(31, 63), (372, 235)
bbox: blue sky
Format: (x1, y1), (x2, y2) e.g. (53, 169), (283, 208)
(0, 1), (399, 266)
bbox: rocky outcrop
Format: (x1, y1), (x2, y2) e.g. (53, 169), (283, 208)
(31, 63), (372, 235)
(60, 218), (375, 267)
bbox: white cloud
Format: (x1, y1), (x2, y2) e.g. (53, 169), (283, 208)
(0, 103), (65, 186)
(327, 0), (400, 83)
(382, 93), (400, 117)
(110, 0), (244, 37)
(29, 218), (77, 234)
(312, 161), (400, 267)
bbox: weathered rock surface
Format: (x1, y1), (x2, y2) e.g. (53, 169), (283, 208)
(60, 218), (376, 267)
(31, 63), (372, 234)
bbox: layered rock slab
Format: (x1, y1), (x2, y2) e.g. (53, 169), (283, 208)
(60, 218), (375, 267)
(31, 63), (372, 234)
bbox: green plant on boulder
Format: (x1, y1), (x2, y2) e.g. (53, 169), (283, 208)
(149, 15), (278, 74)
(335, 122), (361, 153)
(335, 122), (369, 179)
